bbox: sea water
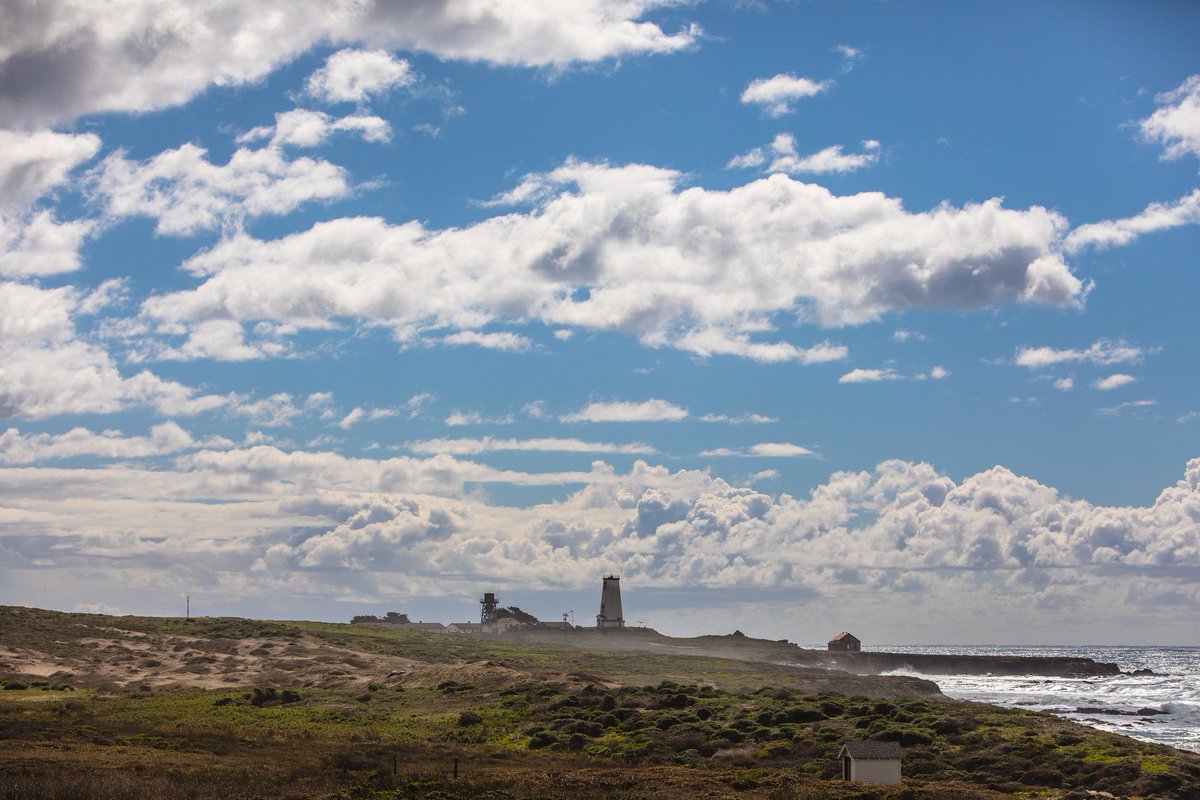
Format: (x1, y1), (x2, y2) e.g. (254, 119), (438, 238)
(862, 644), (1200, 753)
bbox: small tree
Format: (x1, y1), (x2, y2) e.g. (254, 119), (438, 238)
(351, 614), (382, 624)
(384, 611), (411, 624)
(494, 606), (538, 625)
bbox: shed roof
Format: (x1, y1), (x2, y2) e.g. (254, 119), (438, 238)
(829, 631), (860, 643)
(840, 741), (905, 759)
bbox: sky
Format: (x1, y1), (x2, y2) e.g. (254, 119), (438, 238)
(1, 0), (1198, 645)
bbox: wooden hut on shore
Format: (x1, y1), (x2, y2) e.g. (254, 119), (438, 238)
(840, 740), (904, 784)
(827, 631), (861, 651)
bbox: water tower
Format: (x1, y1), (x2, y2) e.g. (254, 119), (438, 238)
(480, 592), (499, 625)
(596, 575), (625, 631)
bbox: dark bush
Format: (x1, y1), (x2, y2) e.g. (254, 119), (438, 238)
(527, 731), (558, 749)
(458, 711), (483, 726)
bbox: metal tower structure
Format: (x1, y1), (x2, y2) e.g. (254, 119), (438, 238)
(596, 575), (625, 631)
(480, 592), (499, 625)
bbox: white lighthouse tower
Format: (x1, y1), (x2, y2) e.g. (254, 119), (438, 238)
(596, 575), (625, 630)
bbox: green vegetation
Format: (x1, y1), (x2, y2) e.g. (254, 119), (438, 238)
(1, 605), (1197, 800)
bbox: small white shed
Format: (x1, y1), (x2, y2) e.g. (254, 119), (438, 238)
(840, 740), (904, 784)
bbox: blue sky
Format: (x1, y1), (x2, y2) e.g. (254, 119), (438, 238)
(1, 1), (1198, 644)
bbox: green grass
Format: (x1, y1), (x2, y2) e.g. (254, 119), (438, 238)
(2, 605), (1199, 800)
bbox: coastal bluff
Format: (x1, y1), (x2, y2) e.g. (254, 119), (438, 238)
(814, 650), (1122, 678)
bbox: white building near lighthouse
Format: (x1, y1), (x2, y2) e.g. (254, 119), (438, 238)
(596, 575), (625, 630)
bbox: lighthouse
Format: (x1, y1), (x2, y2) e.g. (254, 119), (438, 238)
(596, 575), (625, 630)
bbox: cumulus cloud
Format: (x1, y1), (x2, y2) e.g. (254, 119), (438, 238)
(839, 368), (901, 384)
(0, 281), (225, 419)
(237, 109), (392, 148)
(88, 142), (351, 236)
(230, 392), (307, 427)
(1065, 189), (1200, 253)
(0, 129), (101, 276)
(729, 134), (880, 175)
(1053, 376), (1074, 391)
(1092, 373), (1136, 391)
(441, 330), (532, 352)
(306, 49), (415, 104)
(1140, 74), (1200, 161)
(740, 74), (831, 117)
(406, 437), (656, 456)
(561, 398), (688, 423)
(0, 129), (101, 208)
(0, 422), (230, 464)
(925, 366), (950, 380)
(141, 161), (1084, 362)
(0, 1), (699, 125)
(1014, 339), (1153, 369)
(2, 452), (1198, 638)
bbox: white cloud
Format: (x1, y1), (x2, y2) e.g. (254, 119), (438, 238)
(1053, 376), (1074, 391)
(338, 406), (397, 429)
(442, 330), (532, 352)
(0, 422), (230, 464)
(0, 129), (101, 276)
(402, 392), (436, 419)
(729, 134), (880, 175)
(0, 129), (101, 208)
(834, 44), (863, 72)
(0, 1), (700, 125)
(1064, 189), (1200, 253)
(339, 407), (366, 430)
(1098, 399), (1156, 416)
(1092, 373), (1136, 391)
(4, 453), (1198, 639)
(89, 142), (351, 236)
(143, 161), (1083, 362)
(1140, 74), (1200, 161)
(839, 367), (901, 384)
(406, 437), (656, 456)
(561, 398), (688, 423)
(237, 109), (392, 148)
(892, 328), (927, 343)
(0, 281), (225, 419)
(701, 442), (816, 458)
(698, 413), (778, 424)
(306, 49), (415, 104)
(1014, 339), (1153, 369)
(740, 74), (831, 117)
(154, 319), (289, 362)
(926, 366), (950, 380)
(231, 393), (305, 427)
(444, 410), (515, 427)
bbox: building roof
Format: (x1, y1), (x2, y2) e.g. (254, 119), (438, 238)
(840, 741), (905, 759)
(396, 622), (447, 631)
(829, 631), (860, 643)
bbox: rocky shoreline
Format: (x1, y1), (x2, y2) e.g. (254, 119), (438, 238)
(812, 650), (1124, 678)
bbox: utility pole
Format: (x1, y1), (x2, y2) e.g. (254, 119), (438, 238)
(186, 595), (190, 620)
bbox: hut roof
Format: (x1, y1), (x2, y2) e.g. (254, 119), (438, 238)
(840, 741), (905, 759)
(829, 631), (860, 643)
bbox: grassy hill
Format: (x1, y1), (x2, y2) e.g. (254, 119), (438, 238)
(1, 606), (1197, 800)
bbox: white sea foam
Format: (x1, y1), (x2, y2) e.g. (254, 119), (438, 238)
(862, 644), (1200, 753)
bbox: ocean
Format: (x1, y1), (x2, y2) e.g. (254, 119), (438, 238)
(858, 645), (1200, 753)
